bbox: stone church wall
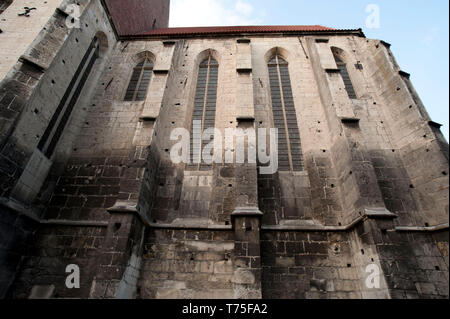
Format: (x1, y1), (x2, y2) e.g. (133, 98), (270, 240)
(0, 1), (447, 299)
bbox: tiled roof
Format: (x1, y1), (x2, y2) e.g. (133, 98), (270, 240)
(103, 0), (169, 36)
(130, 25), (364, 38)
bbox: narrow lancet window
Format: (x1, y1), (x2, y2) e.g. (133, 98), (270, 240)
(268, 55), (304, 171)
(124, 58), (153, 101)
(189, 55), (219, 170)
(333, 53), (357, 99)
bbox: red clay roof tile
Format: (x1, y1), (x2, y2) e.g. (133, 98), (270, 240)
(133, 25), (348, 37)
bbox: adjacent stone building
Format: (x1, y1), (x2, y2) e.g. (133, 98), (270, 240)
(0, 0), (448, 299)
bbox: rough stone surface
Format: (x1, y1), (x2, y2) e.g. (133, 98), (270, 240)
(0, 0), (448, 299)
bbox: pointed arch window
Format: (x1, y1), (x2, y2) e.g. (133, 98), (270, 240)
(124, 58), (153, 101)
(189, 55), (219, 170)
(268, 55), (304, 171)
(333, 53), (357, 99)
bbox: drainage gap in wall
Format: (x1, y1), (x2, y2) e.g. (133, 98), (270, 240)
(114, 223), (121, 232)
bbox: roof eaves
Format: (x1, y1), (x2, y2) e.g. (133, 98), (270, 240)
(120, 28), (365, 40)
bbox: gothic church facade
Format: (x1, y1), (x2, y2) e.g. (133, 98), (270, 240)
(0, 0), (448, 299)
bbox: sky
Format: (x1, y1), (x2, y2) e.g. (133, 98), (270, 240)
(170, 0), (449, 141)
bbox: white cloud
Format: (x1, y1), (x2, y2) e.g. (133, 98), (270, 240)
(169, 0), (263, 27)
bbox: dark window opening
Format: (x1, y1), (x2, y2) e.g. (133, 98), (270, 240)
(188, 55), (219, 171)
(333, 54), (357, 99)
(268, 55), (304, 171)
(124, 58), (153, 101)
